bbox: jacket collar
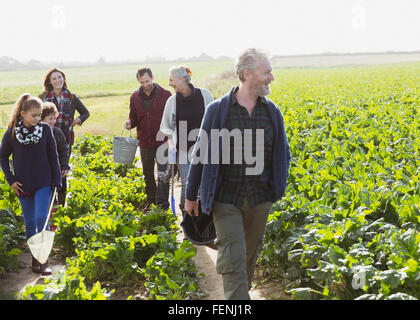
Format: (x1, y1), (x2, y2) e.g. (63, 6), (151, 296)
(220, 86), (278, 129)
(230, 86), (268, 106)
(176, 83), (197, 102)
(136, 82), (161, 95)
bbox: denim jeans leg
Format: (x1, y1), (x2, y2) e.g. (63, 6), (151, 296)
(19, 186), (52, 239)
(156, 156), (170, 209)
(34, 186), (52, 233)
(177, 163), (189, 209)
(19, 195), (35, 239)
(176, 149), (190, 209)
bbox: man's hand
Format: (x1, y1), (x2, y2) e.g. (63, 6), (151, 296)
(124, 120), (131, 130)
(185, 199), (199, 216)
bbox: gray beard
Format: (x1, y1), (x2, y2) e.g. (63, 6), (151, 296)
(257, 84), (270, 97)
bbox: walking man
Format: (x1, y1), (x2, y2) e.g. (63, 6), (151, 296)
(185, 48), (291, 299)
(125, 67), (172, 210)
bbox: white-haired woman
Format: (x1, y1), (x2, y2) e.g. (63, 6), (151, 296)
(160, 66), (213, 214)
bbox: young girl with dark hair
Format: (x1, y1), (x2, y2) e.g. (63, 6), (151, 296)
(0, 93), (62, 275)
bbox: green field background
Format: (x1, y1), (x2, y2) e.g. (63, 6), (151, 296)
(0, 59), (236, 136)
(1, 60), (419, 139)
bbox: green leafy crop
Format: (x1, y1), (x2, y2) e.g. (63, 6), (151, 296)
(259, 63), (420, 300)
(21, 134), (201, 300)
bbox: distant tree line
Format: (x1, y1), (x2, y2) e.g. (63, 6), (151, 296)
(0, 53), (233, 71)
(0, 56), (46, 71)
(3, 50), (416, 71)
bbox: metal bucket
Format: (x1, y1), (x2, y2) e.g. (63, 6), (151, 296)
(113, 129), (138, 164)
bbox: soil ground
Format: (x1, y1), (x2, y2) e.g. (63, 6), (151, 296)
(0, 251), (66, 300)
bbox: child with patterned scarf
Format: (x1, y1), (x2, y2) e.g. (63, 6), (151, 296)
(0, 93), (62, 275)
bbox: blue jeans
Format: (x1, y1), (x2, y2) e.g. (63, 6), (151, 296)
(177, 150), (191, 210)
(18, 186), (52, 239)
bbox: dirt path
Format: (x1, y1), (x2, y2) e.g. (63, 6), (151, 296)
(170, 178), (225, 300)
(138, 154), (267, 299)
(0, 251), (66, 299)
(169, 166), (266, 300)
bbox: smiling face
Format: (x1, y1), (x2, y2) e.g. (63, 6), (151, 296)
(138, 73), (154, 94)
(43, 113), (57, 128)
(49, 71), (65, 91)
(248, 57), (274, 96)
(169, 73), (186, 93)
(20, 106), (42, 128)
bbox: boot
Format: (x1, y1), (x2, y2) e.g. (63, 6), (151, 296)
(31, 255), (41, 274)
(41, 261), (52, 276)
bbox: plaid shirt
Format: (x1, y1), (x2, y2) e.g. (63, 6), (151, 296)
(215, 87), (274, 208)
(45, 90), (73, 144)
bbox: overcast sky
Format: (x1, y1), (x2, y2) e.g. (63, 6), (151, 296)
(1, 0), (419, 63)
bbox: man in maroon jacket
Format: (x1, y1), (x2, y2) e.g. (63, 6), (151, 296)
(125, 67), (172, 210)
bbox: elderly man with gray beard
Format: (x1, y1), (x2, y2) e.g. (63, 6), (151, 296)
(185, 48), (291, 300)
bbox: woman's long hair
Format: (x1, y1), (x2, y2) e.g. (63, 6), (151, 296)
(39, 67), (74, 101)
(8, 94), (43, 139)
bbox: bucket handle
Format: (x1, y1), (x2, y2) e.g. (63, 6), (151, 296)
(121, 128), (133, 138)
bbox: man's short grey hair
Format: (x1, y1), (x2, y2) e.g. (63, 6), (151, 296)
(234, 48), (269, 82)
(169, 66), (192, 83)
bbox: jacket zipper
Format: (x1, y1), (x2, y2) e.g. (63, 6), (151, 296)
(147, 111), (151, 145)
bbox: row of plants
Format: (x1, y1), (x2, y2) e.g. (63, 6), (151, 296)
(258, 63), (420, 300)
(0, 128), (27, 278)
(0, 207), (25, 277)
(22, 134), (202, 300)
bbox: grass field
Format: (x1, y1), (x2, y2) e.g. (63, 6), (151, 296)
(0, 59), (236, 136)
(1, 58), (419, 138)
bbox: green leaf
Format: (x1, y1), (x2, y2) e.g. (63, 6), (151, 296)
(386, 293), (417, 300)
(328, 244), (346, 265)
(406, 259), (418, 274)
(42, 287), (60, 300)
(288, 287), (322, 300)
